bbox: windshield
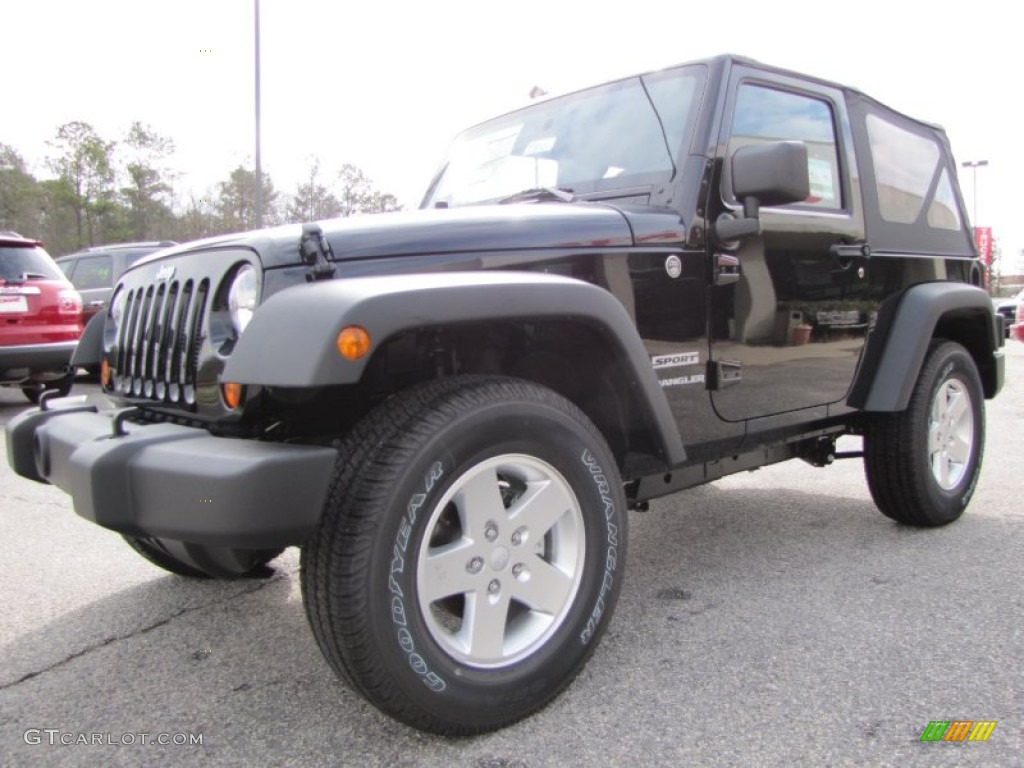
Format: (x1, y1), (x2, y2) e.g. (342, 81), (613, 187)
(0, 245), (65, 281)
(423, 64), (707, 208)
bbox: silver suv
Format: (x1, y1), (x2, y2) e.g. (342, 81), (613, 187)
(56, 241), (176, 325)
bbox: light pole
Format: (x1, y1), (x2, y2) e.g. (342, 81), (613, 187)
(254, 0), (263, 229)
(961, 160), (989, 288)
(961, 159), (988, 228)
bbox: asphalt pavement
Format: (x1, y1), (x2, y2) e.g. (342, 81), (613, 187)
(1, 348), (1022, 767)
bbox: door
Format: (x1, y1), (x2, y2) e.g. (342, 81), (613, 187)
(709, 70), (870, 423)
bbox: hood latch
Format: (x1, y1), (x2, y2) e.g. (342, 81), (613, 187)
(299, 223), (337, 282)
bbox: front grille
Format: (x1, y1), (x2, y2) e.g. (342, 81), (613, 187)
(114, 277), (209, 406)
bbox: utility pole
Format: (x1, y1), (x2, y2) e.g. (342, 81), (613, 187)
(254, 0), (263, 229)
(962, 159), (989, 288)
(961, 159), (988, 227)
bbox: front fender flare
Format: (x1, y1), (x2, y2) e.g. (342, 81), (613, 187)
(223, 271), (686, 465)
(71, 312), (105, 368)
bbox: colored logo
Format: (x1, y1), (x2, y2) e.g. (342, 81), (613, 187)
(920, 720), (996, 742)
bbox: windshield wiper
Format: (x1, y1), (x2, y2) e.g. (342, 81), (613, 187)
(497, 186), (576, 204)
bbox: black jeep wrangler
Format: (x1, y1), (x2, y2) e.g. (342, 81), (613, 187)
(6, 55), (1004, 735)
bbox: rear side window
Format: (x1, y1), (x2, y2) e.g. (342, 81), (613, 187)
(68, 255), (113, 290)
(0, 246), (65, 281)
(865, 114), (960, 230)
(728, 84), (842, 209)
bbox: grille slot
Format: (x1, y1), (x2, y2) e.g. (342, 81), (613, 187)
(113, 276), (210, 407)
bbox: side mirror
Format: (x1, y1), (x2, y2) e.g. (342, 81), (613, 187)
(716, 141), (811, 243)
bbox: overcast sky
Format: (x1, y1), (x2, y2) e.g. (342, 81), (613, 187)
(3, 0), (1019, 271)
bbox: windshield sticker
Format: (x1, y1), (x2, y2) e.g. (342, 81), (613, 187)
(603, 166), (625, 178)
(807, 157), (836, 205)
(659, 374), (705, 388)
(523, 137), (556, 156)
(652, 351), (700, 370)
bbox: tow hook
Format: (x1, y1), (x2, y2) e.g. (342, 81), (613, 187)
(112, 408), (141, 437)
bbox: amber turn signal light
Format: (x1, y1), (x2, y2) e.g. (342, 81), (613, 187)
(337, 326), (371, 361)
(100, 358), (111, 388)
(222, 382), (244, 409)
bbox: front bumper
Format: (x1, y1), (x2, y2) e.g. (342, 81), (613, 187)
(6, 397), (337, 548)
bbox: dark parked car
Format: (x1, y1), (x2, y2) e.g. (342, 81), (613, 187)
(0, 231), (83, 402)
(56, 241), (176, 324)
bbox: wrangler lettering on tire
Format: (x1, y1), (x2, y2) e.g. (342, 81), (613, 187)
(300, 377), (626, 735)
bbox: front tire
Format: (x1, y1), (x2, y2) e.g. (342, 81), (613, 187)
(301, 377), (626, 735)
(864, 340), (985, 526)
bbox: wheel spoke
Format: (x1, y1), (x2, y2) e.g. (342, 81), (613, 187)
(928, 424), (943, 454)
(454, 467), (508, 540)
(933, 452), (951, 488)
(464, 591), (511, 661)
(508, 479), (573, 538)
(511, 555), (574, 615)
(948, 433), (972, 464)
(932, 390), (948, 423)
(947, 389), (968, 426)
(420, 542), (480, 604)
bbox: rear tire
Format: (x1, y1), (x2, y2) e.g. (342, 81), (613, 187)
(863, 340), (985, 526)
(301, 376), (626, 735)
(123, 535), (283, 579)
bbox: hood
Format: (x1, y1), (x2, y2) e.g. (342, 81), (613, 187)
(134, 203), (687, 270)
(318, 204), (638, 264)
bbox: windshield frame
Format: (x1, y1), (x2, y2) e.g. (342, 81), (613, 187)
(422, 63), (708, 209)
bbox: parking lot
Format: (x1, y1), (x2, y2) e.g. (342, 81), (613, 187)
(1, 346), (1022, 767)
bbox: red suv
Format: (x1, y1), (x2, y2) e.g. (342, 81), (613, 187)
(0, 232), (83, 402)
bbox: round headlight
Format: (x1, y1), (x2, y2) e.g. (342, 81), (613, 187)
(228, 265), (259, 334)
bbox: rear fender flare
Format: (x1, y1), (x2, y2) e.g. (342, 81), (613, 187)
(848, 281), (1001, 411)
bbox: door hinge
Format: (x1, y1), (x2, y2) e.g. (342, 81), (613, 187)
(707, 359), (742, 390)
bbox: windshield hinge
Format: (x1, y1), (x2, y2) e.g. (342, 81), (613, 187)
(299, 223), (337, 282)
